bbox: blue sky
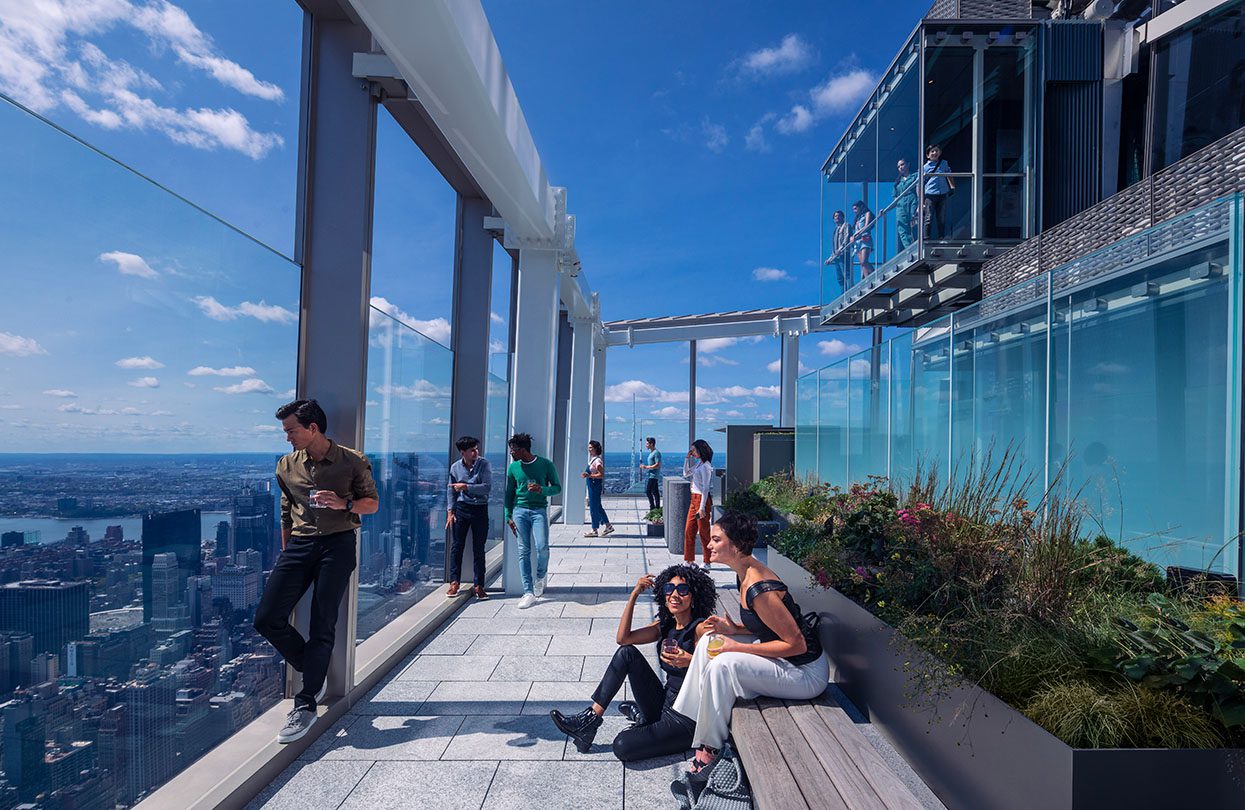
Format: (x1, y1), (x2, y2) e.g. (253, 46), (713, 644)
(0, 0), (929, 452)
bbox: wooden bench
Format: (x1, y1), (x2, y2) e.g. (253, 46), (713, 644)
(731, 692), (925, 810)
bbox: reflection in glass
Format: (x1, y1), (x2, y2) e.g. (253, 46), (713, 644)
(0, 93), (298, 806)
(796, 371), (819, 480)
(359, 308), (453, 645)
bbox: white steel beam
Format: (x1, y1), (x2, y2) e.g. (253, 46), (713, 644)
(562, 317), (594, 527)
(602, 315), (853, 347)
(780, 334), (799, 428)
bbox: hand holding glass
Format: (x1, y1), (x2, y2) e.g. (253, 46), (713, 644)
(706, 634), (725, 658)
(309, 488), (326, 509)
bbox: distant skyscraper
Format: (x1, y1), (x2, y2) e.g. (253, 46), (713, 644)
(213, 520), (230, 560)
(104, 525), (124, 543)
(4, 632), (32, 688)
(232, 481), (276, 569)
(150, 554), (191, 634)
(186, 575), (213, 628)
(211, 565), (260, 612)
(2, 698), (47, 800)
(30, 650), (58, 683)
(65, 526), (89, 545)
(236, 548), (262, 572)
(1, 531), (23, 548)
(117, 663), (177, 804)
(0, 580), (89, 658)
(141, 509), (201, 623)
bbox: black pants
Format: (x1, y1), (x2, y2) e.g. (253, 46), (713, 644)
(645, 478), (661, 510)
(449, 502), (489, 584)
(926, 192), (948, 239)
(253, 530), (357, 710)
(591, 645), (694, 762)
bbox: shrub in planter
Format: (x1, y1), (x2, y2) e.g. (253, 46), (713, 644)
(722, 488), (773, 521)
(643, 507), (664, 537)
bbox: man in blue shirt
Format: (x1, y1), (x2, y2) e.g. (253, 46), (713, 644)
(921, 143), (956, 240)
(640, 437), (662, 511)
(446, 436), (492, 599)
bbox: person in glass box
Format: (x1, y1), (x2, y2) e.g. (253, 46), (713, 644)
(550, 564), (716, 760)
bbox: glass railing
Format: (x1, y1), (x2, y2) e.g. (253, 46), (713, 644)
(0, 92), (299, 806)
(358, 307), (453, 645)
(602, 416), (693, 495)
(483, 372), (510, 554)
(802, 196), (1242, 574)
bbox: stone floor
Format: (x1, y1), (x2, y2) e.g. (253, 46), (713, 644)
(248, 497), (944, 810)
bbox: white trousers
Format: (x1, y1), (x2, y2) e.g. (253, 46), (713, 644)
(670, 631), (830, 749)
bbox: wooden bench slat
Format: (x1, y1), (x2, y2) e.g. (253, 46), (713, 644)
(755, 697), (850, 810)
(731, 700), (812, 810)
(811, 694), (926, 810)
(783, 699), (891, 810)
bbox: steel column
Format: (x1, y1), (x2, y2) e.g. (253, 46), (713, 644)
(780, 334), (800, 428)
(563, 317), (594, 527)
(688, 340), (698, 447)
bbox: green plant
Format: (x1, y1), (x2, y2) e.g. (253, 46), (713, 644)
(723, 488), (773, 521)
(643, 507), (663, 524)
(773, 521), (825, 569)
(1026, 681), (1225, 749)
(753, 472), (813, 515)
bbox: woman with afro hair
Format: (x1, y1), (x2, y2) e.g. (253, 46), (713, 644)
(550, 563), (716, 760)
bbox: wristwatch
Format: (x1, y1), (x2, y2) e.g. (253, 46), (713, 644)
(345, 498), (354, 513)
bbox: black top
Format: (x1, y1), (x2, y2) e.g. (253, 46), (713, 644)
(660, 617), (703, 707)
(738, 579), (822, 666)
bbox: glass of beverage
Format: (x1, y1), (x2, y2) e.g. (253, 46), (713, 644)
(309, 488), (325, 509)
(661, 638), (679, 657)
(706, 634), (725, 658)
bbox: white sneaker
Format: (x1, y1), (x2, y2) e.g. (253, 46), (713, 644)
(601, 524), (615, 536)
(277, 706), (316, 744)
(534, 577), (546, 597)
(518, 592), (538, 609)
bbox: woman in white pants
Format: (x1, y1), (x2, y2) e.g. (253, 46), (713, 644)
(671, 510), (829, 773)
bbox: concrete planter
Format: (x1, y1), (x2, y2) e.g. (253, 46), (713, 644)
(645, 522), (664, 538)
(768, 549), (1245, 810)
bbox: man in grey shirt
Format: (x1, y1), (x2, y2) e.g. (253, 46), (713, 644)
(446, 435), (492, 599)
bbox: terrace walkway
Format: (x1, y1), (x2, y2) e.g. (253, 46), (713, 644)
(248, 497), (943, 810)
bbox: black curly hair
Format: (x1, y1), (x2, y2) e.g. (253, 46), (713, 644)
(653, 563), (716, 638)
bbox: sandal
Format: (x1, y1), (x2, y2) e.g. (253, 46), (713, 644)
(688, 746), (718, 775)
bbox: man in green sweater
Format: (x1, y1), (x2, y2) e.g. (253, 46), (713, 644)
(504, 432), (562, 609)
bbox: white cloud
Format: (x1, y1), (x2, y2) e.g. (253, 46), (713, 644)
(490, 312), (505, 326)
(99, 251), (157, 279)
(702, 118), (728, 153)
(698, 354), (738, 368)
(605, 379), (779, 406)
(0, 332), (47, 356)
(369, 296), (452, 345)
(128, 376), (159, 388)
(744, 120), (771, 153)
(188, 365), (255, 377)
(776, 67), (876, 136)
(767, 359), (813, 374)
(0, 0), (285, 158)
(698, 337), (738, 353)
(253, 424), (278, 433)
(752, 267), (791, 282)
(0, 404), (21, 410)
(818, 338), (862, 358)
(213, 378), (273, 394)
(193, 296), (296, 325)
(651, 406), (688, 418)
(115, 355), (163, 369)
(375, 380), (452, 400)
(776, 105), (815, 135)
(741, 34), (814, 76)
(43, 389), (77, 398)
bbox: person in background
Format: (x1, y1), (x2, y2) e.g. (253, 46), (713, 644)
(640, 436), (662, 511)
(823, 209), (852, 291)
(503, 432), (561, 610)
(894, 158), (919, 252)
(850, 200), (875, 277)
(922, 143), (955, 240)
(672, 511), (828, 776)
(550, 564), (715, 759)
(446, 436), (491, 600)
(682, 439), (715, 569)
(583, 439), (614, 537)
(257, 398), (379, 744)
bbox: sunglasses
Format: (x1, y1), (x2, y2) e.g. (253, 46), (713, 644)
(662, 583), (691, 597)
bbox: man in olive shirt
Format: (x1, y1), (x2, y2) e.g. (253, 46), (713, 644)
(503, 432), (561, 609)
(254, 399), (379, 743)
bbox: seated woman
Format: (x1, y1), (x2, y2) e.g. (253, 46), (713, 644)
(550, 563), (715, 759)
(671, 510), (829, 773)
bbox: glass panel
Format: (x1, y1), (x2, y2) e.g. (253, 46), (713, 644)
(911, 318), (953, 480)
(981, 48), (1028, 175)
(490, 242), (513, 379)
(484, 373), (510, 554)
(847, 346), (890, 482)
(922, 45), (974, 241)
(604, 416), (689, 495)
(0, 94), (298, 805)
(822, 163), (852, 306)
(845, 118), (880, 286)
(817, 365), (849, 489)
(877, 66), (922, 271)
(889, 330), (916, 485)
(983, 175), (1026, 240)
(359, 309), (453, 645)
(1150, 2), (1245, 173)
(1051, 243), (1233, 573)
(796, 371), (819, 480)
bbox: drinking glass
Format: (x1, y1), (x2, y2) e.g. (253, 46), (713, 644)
(707, 634), (725, 658)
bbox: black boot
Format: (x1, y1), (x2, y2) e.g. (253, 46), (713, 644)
(618, 701), (646, 725)
(550, 707), (603, 753)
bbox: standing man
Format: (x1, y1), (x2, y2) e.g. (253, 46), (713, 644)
(894, 158), (919, 252)
(922, 143), (955, 240)
(640, 436), (662, 512)
(446, 436), (492, 600)
(504, 433), (561, 609)
(823, 210), (851, 292)
(255, 399), (378, 744)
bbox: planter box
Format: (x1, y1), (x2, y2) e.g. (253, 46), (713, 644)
(768, 549), (1245, 810)
(645, 522), (664, 537)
